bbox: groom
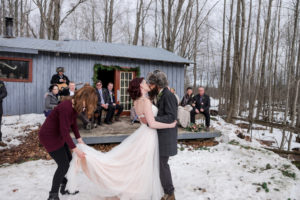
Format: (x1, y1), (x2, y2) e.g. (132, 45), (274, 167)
(143, 70), (178, 200)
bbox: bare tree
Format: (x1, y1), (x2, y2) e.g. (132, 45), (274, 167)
(239, 0), (252, 115)
(218, 0), (226, 112)
(224, 0), (234, 113)
(226, 0), (242, 122)
(248, 0), (262, 122)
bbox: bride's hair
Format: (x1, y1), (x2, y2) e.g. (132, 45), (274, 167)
(128, 77), (144, 100)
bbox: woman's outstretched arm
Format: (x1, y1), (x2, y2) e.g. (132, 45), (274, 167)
(142, 99), (176, 129)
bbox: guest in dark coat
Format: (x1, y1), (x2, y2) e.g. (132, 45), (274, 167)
(94, 80), (115, 125)
(0, 81), (7, 144)
(44, 84), (60, 117)
(39, 86), (97, 200)
(105, 82), (123, 121)
(50, 67), (70, 86)
(190, 86), (210, 128)
(180, 87), (194, 107)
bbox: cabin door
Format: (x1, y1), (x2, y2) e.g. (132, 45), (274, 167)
(114, 70), (136, 114)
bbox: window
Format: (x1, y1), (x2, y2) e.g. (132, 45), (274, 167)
(119, 71), (134, 111)
(0, 57), (33, 82)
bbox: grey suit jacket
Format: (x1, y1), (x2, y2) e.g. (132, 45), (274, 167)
(155, 88), (178, 157)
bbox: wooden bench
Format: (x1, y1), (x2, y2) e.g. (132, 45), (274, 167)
(195, 113), (206, 125)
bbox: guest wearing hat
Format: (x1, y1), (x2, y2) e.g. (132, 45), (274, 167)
(51, 67), (70, 86)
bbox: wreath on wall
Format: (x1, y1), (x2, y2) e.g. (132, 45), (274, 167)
(92, 64), (140, 86)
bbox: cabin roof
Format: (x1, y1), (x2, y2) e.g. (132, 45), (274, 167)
(0, 37), (192, 64)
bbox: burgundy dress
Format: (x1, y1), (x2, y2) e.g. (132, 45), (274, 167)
(39, 100), (81, 152)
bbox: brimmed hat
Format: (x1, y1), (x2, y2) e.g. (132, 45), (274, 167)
(146, 70), (168, 88)
(56, 67), (64, 73)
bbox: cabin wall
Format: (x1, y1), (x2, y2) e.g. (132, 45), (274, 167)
(0, 51), (185, 115)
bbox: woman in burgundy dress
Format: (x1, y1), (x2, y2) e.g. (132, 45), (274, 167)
(39, 85), (97, 200)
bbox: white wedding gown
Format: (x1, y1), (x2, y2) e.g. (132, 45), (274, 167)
(66, 105), (163, 200)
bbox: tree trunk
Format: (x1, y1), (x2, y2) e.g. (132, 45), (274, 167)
(193, 0), (200, 91)
(236, 0), (245, 115)
(133, 0), (143, 45)
(104, 0), (108, 42)
(256, 0), (273, 120)
(248, 0), (262, 122)
(239, 0), (252, 115)
(52, 0), (61, 40)
(161, 0), (166, 49)
(14, 0), (19, 36)
(226, 0), (241, 122)
(169, 0), (185, 52)
(271, 0), (282, 131)
(224, 0), (235, 113)
(108, 0), (114, 42)
(219, 0), (226, 113)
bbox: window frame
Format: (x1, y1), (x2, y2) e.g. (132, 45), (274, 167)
(0, 56), (33, 83)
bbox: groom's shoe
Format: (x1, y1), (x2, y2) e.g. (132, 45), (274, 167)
(47, 192), (60, 200)
(60, 183), (79, 195)
(161, 193), (175, 200)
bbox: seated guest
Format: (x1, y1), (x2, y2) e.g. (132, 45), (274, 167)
(50, 67), (70, 86)
(180, 87), (194, 107)
(60, 81), (76, 97)
(105, 82), (123, 121)
(178, 87), (194, 128)
(190, 86), (210, 128)
(94, 80), (115, 125)
(170, 88), (180, 105)
(68, 82), (76, 96)
(44, 84), (59, 117)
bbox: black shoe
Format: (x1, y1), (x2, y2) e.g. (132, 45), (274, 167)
(104, 121), (112, 125)
(97, 121), (102, 126)
(60, 183), (79, 196)
(85, 122), (92, 130)
(48, 192), (60, 200)
(93, 123), (98, 128)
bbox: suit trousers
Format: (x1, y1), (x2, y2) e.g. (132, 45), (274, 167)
(160, 156), (175, 195)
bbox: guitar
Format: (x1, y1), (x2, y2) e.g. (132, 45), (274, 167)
(57, 82), (84, 91)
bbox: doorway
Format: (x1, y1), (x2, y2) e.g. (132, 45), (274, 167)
(97, 69), (115, 89)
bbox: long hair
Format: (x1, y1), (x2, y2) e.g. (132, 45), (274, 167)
(73, 85), (98, 118)
(146, 70), (168, 88)
(127, 77), (144, 100)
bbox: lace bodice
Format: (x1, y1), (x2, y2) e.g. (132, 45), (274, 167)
(152, 104), (158, 117)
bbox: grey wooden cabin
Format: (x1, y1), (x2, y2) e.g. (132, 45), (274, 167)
(0, 37), (191, 115)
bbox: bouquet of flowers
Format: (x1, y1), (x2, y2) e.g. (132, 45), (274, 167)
(185, 123), (205, 132)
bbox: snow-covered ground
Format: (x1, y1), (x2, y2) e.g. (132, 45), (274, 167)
(0, 114), (45, 150)
(0, 111), (300, 199)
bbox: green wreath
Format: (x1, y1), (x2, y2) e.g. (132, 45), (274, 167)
(92, 64), (140, 86)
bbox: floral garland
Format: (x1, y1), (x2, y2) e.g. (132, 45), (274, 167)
(92, 64), (140, 86)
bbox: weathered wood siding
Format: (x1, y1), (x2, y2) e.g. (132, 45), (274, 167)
(0, 51), (184, 115)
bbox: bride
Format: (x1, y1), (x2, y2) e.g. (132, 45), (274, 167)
(66, 77), (177, 200)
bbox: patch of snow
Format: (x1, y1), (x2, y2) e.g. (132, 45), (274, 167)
(0, 114), (45, 150)
(0, 112), (299, 199)
(0, 145), (299, 200)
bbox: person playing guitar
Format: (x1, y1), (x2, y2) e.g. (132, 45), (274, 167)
(50, 67), (70, 91)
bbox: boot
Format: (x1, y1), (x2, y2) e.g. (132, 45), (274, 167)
(47, 192), (60, 200)
(0, 141), (7, 147)
(161, 193), (175, 200)
(60, 183), (79, 195)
